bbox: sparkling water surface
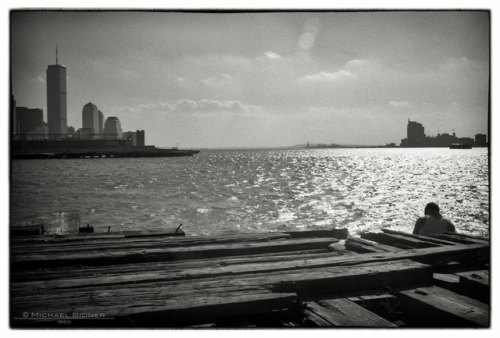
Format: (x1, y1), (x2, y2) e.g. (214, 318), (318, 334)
(10, 148), (489, 238)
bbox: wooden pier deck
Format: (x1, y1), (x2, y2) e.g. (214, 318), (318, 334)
(10, 228), (490, 328)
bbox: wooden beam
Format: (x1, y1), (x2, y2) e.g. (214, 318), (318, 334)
(12, 290), (298, 328)
(398, 285), (489, 327)
(11, 249), (336, 283)
(12, 260), (431, 322)
(456, 270), (489, 304)
(381, 228), (458, 246)
(431, 233), (488, 245)
(11, 233), (294, 256)
(11, 232), (292, 252)
(285, 229), (348, 239)
(12, 237), (338, 269)
(305, 298), (397, 327)
(345, 237), (399, 253)
(360, 232), (440, 249)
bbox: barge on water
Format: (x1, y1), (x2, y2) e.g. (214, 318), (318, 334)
(10, 228), (489, 328)
(449, 143), (473, 149)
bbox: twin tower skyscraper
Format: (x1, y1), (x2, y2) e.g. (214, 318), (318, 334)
(46, 47), (67, 135)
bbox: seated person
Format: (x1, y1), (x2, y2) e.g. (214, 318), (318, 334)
(413, 202), (456, 236)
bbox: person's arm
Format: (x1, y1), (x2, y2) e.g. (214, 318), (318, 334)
(413, 218), (425, 234)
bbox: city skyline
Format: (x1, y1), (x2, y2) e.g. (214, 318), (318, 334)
(11, 10), (489, 148)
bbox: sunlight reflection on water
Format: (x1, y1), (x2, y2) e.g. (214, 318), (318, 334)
(11, 148), (489, 238)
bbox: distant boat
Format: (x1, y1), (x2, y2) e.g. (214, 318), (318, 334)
(450, 143), (472, 149)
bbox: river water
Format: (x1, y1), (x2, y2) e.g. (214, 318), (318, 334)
(10, 148), (489, 238)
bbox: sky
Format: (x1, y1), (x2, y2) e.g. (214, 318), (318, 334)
(10, 10), (490, 148)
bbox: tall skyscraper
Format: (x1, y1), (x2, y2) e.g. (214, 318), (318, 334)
(47, 47), (67, 135)
(82, 102), (100, 135)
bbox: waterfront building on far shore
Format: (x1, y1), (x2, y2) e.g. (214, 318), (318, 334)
(103, 116), (123, 139)
(400, 119), (487, 147)
(15, 107), (43, 134)
(123, 130), (146, 147)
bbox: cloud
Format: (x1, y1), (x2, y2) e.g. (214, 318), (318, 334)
(263, 51), (281, 60)
(299, 70), (356, 82)
(32, 75), (46, 84)
(126, 99), (261, 115)
(389, 100), (411, 108)
(201, 74), (233, 86)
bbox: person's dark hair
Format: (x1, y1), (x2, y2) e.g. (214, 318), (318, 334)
(424, 202), (440, 215)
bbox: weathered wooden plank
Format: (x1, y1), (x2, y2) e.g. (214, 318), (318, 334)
(12, 290), (298, 328)
(12, 260), (432, 311)
(456, 270), (489, 303)
(345, 237), (399, 253)
(285, 228), (348, 239)
(12, 237), (338, 269)
(444, 232), (489, 242)
(11, 234), (294, 257)
(12, 242), (488, 293)
(432, 273), (460, 292)
(11, 232), (293, 253)
(431, 233), (488, 245)
(12, 249), (337, 283)
(305, 298), (397, 327)
(399, 285), (489, 327)
(381, 228), (458, 246)
(360, 232), (440, 249)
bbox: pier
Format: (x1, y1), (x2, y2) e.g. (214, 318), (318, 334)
(11, 228), (489, 328)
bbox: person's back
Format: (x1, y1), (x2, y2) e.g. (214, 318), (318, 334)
(413, 202), (456, 236)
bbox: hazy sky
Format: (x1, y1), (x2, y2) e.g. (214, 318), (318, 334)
(11, 10), (489, 148)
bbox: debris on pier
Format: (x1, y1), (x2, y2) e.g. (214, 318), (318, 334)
(10, 228), (489, 328)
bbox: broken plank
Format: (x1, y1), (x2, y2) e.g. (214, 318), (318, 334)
(305, 298), (397, 327)
(360, 232), (440, 249)
(12, 237), (338, 269)
(399, 285), (489, 327)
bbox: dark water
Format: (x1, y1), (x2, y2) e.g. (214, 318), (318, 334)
(10, 148), (489, 237)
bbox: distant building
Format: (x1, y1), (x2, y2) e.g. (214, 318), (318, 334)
(400, 119), (485, 147)
(82, 102), (100, 136)
(76, 127), (92, 140)
(122, 130), (145, 147)
(28, 122), (49, 139)
(405, 119), (426, 147)
(46, 50), (67, 135)
(136, 130), (145, 147)
(98, 110), (104, 134)
(103, 117), (123, 139)
(15, 107), (44, 134)
(475, 134), (488, 146)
